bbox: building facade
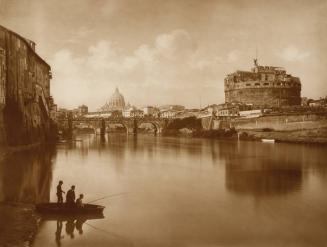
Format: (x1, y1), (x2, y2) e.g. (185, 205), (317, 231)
(224, 59), (301, 108)
(123, 106), (144, 118)
(159, 105), (185, 111)
(0, 25), (56, 145)
(160, 109), (178, 118)
(78, 105), (88, 116)
(217, 106), (239, 118)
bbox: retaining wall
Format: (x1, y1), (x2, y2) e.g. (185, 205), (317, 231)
(232, 113), (327, 131)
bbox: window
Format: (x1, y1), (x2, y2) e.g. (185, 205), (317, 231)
(264, 83), (269, 86)
(255, 83), (260, 86)
(246, 83), (251, 86)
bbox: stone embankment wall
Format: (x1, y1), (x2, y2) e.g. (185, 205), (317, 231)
(232, 113), (327, 131)
(0, 25), (55, 146)
(201, 117), (231, 130)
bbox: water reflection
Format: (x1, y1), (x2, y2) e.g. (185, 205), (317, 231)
(52, 216), (93, 246)
(226, 167), (303, 197)
(0, 145), (56, 203)
(75, 218), (86, 234)
(66, 218), (75, 239)
(54, 135), (327, 200)
(218, 141), (303, 197)
(39, 215), (133, 247)
(31, 135), (327, 247)
(55, 220), (64, 246)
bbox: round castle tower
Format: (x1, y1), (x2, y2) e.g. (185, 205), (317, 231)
(224, 59), (301, 107)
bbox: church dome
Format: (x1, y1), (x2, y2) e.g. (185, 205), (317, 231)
(107, 87), (125, 110)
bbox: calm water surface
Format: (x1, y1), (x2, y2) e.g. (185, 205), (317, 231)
(1, 134), (327, 247)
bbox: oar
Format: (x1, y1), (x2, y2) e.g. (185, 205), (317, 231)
(86, 192), (129, 204)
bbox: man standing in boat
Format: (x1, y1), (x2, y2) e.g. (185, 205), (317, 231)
(56, 181), (65, 204)
(66, 185), (76, 206)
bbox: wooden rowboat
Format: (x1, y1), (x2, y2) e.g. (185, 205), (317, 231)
(40, 214), (104, 221)
(261, 139), (275, 143)
(36, 203), (105, 215)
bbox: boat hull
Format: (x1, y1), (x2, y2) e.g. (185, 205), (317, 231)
(261, 139), (275, 143)
(36, 203), (105, 215)
(41, 214), (104, 221)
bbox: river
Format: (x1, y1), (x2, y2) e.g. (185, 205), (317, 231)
(1, 134), (327, 247)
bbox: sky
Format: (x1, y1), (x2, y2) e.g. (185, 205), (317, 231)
(0, 0), (327, 110)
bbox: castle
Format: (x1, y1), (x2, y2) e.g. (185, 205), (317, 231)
(224, 59), (301, 107)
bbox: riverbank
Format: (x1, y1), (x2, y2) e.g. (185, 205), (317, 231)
(163, 115), (327, 144)
(0, 144), (44, 247)
(239, 127), (327, 144)
(162, 127), (327, 145)
(0, 203), (40, 247)
(163, 128), (239, 141)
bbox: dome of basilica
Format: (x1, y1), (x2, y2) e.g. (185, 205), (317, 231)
(105, 87), (126, 111)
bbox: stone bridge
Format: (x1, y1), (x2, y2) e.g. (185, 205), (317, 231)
(58, 117), (170, 135)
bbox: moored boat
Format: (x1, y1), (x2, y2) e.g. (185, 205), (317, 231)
(261, 139), (275, 143)
(36, 203), (105, 215)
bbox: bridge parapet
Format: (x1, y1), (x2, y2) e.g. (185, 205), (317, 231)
(58, 116), (170, 134)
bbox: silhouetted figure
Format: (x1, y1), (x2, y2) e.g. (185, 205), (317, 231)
(56, 181), (65, 204)
(76, 194), (84, 208)
(75, 217), (87, 235)
(55, 220), (64, 246)
(65, 219), (75, 239)
(66, 185), (76, 206)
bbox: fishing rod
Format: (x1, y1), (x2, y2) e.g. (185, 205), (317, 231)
(85, 222), (132, 243)
(86, 192), (129, 204)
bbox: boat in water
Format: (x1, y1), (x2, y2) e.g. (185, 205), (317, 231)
(36, 203), (105, 215)
(261, 139), (275, 143)
(40, 214), (104, 221)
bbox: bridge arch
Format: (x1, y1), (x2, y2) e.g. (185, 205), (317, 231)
(72, 120), (97, 133)
(59, 117), (166, 136)
(106, 122), (129, 133)
(137, 121), (161, 133)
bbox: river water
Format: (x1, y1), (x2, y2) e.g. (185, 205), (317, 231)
(1, 134), (327, 247)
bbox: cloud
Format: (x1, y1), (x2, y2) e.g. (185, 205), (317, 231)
(66, 26), (95, 44)
(278, 45), (311, 62)
(50, 29), (231, 110)
(227, 50), (242, 63)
